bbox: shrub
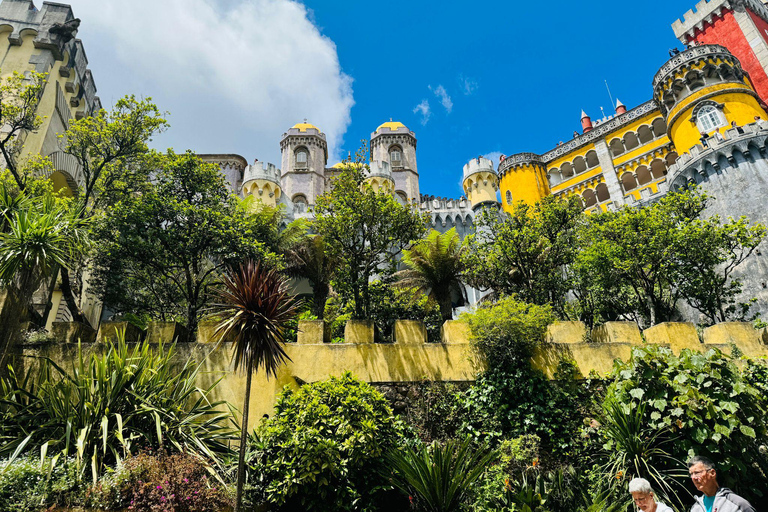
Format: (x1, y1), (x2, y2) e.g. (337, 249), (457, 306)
(0, 456), (81, 511)
(399, 381), (468, 443)
(87, 452), (232, 511)
(605, 346), (768, 503)
(247, 372), (409, 511)
(0, 333), (237, 482)
(460, 295), (555, 369)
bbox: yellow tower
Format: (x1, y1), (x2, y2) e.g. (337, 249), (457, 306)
(653, 44), (768, 154)
(364, 161), (395, 194)
(497, 153), (550, 211)
(462, 156), (499, 211)
(241, 160), (282, 208)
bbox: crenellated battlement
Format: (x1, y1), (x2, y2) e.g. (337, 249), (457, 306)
(672, 0), (768, 43)
(243, 160), (281, 185)
(462, 156), (495, 181)
(666, 121), (768, 191)
(366, 160), (392, 179)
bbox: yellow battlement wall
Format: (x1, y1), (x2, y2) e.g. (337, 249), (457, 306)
(21, 319), (768, 426)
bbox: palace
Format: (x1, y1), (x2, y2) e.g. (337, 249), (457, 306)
(2, 0), (768, 324)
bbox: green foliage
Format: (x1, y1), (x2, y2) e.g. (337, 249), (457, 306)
(606, 346), (768, 502)
(397, 228), (467, 321)
(0, 334), (237, 483)
(0, 456), (82, 511)
(313, 161), (427, 319)
(368, 280), (443, 342)
(93, 150), (280, 334)
(463, 195), (582, 315)
(574, 189), (765, 326)
(0, 70), (48, 189)
(597, 400), (688, 510)
(385, 438), (496, 512)
(399, 382), (467, 443)
(87, 452), (233, 511)
(461, 295), (555, 368)
(248, 372), (408, 511)
(284, 234), (335, 319)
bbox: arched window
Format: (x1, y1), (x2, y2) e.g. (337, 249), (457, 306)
(293, 194), (308, 214)
(506, 190), (513, 204)
(696, 105), (724, 133)
(389, 146), (403, 167)
(295, 148), (308, 169)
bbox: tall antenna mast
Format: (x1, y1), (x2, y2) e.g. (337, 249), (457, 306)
(605, 80), (616, 112)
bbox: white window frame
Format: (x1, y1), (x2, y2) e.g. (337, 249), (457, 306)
(696, 105), (724, 133)
(295, 149), (308, 168)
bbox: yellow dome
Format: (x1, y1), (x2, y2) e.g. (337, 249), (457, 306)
(376, 121), (407, 132)
(331, 161), (363, 169)
(292, 122), (319, 132)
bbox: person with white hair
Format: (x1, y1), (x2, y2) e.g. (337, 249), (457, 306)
(629, 477), (673, 512)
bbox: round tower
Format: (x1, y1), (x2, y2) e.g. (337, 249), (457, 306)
(280, 121), (328, 209)
(462, 156), (499, 212)
(241, 160), (282, 208)
(370, 121), (419, 203)
(653, 44), (768, 154)
(497, 153), (551, 212)
(364, 161), (395, 194)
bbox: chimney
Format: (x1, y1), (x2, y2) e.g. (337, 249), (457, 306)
(581, 110), (593, 133)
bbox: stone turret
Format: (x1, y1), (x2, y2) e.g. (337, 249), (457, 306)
(370, 121), (419, 203)
(280, 122), (328, 209)
(462, 156), (499, 212)
(242, 160), (282, 207)
(364, 161), (394, 194)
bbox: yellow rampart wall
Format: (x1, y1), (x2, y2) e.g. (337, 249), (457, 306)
(22, 319), (768, 427)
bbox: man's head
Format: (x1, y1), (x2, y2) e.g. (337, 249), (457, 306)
(629, 478), (658, 512)
(688, 456), (719, 496)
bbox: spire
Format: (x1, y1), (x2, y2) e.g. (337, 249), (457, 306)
(581, 110), (593, 133)
(615, 99), (627, 115)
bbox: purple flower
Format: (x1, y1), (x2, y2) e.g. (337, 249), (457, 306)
(160, 496), (166, 501)
(157, 485), (162, 489)
(183, 478), (189, 483)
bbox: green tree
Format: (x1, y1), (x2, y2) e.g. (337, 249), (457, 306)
(213, 260), (301, 512)
(313, 162), (426, 319)
(284, 234), (335, 318)
(58, 95), (168, 325)
(92, 151), (277, 334)
(0, 178), (89, 369)
(575, 189), (765, 326)
(463, 196), (582, 316)
(0, 71), (48, 190)
(396, 228), (466, 321)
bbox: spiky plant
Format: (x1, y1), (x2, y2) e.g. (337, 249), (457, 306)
(213, 260), (301, 512)
(395, 228), (466, 321)
(385, 438), (496, 512)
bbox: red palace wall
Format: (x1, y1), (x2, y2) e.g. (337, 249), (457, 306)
(690, 8), (768, 102)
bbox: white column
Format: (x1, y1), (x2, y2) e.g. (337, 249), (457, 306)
(593, 139), (625, 208)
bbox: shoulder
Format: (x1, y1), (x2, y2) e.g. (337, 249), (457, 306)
(656, 502), (674, 512)
(722, 490), (756, 512)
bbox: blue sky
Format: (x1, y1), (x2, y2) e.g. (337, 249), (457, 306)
(305, 0), (696, 198)
(69, 0), (698, 199)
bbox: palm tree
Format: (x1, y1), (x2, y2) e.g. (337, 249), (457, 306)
(385, 438), (496, 512)
(0, 185), (89, 371)
(396, 228), (466, 321)
(284, 234), (335, 318)
(212, 260), (301, 512)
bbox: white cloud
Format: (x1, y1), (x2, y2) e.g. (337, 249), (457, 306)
(459, 75), (478, 96)
(413, 99), (431, 125)
(66, 0), (354, 163)
(429, 84), (453, 113)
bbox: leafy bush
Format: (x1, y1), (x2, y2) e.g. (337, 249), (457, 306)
(87, 452), (232, 511)
(461, 295), (555, 369)
(0, 333), (237, 481)
(368, 280), (443, 342)
(247, 372), (408, 511)
(605, 346), (768, 503)
(0, 456), (81, 511)
(399, 381), (468, 443)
